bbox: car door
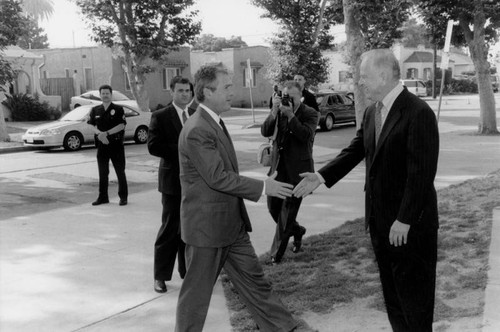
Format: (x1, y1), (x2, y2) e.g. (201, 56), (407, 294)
(123, 106), (140, 138)
(332, 94), (350, 122)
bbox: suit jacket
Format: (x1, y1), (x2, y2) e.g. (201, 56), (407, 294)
(147, 101), (197, 195)
(261, 103), (319, 184)
(318, 88), (439, 234)
(178, 107), (264, 248)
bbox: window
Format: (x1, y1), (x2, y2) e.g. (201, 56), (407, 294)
(162, 68), (181, 90)
(65, 69), (70, 78)
(243, 67), (257, 87)
(423, 68), (432, 80)
(338, 71), (351, 83)
(406, 68), (418, 79)
(84, 68), (92, 90)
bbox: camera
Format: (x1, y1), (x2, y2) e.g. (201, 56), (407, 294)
(281, 93), (292, 107)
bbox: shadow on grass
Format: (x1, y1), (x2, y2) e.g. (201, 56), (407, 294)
(223, 169), (500, 331)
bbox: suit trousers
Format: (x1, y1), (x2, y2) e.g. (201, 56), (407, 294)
(370, 220), (437, 332)
(267, 163), (304, 261)
(154, 194), (186, 281)
(175, 228), (296, 332)
(96, 142), (128, 200)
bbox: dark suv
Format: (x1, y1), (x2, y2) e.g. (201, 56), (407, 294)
(315, 91), (356, 131)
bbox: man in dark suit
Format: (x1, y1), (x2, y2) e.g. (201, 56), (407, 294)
(87, 84), (128, 206)
(147, 76), (197, 293)
(294, 49), (439, 332)
(175, 65), (297, 332)
(261, 81), (319, 264)
(294, 74), (319, 112)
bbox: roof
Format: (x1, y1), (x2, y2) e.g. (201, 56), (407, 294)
(404, 51), (442, 63)
(2, 45), (43, 59)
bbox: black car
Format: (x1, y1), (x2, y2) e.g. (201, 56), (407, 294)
(316, 91), (356, 131)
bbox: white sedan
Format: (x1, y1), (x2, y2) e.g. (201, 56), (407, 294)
(22, 101), (151, 151)
(70, 90), (130, 110)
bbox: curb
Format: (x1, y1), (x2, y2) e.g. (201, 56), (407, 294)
(482, 207), (500, 331)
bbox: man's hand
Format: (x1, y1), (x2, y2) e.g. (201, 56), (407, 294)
(271, 95), (281, 117)
(293, 172), (321, 198)
(265, 173), (293, 199)
(389, 220), (410, 247)
(279, 104), (294, 120)
(97, 132), (109, 145)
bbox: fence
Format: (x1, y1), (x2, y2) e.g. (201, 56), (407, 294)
(40, 78), (74, 111)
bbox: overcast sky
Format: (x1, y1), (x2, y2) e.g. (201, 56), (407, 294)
(39, 0), (282, 48)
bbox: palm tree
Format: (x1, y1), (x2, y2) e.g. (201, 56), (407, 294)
(21, 0), (54, 21)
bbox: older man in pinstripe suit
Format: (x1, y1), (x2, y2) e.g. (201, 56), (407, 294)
(294, 49), (439, 332)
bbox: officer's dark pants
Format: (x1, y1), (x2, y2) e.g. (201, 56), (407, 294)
(96, 141), (128, 200)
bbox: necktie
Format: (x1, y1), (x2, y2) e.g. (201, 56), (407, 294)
(181, 110), (188, 124)
(374, 101), (383, 145)
(219, 118), (230, 139)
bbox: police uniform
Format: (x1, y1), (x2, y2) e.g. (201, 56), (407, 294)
(87, 102), (128, 202)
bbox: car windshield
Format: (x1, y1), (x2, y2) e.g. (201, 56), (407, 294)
(113, 92), (130, 101)
(61, 106), (91, 121)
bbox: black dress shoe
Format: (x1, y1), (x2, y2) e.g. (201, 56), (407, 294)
(92, 198), (109, 206)
(154, 280), (167, 293)
(269, 256), (281, 265)
(119, 199), (127, 206)
(292, 226), (306, 253)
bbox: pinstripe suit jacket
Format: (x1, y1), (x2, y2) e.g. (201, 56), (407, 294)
(318, 88), (439, 234)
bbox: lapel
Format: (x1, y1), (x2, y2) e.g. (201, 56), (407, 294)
(188, 100), (198, 116)
(168, 105), (183, 135)
(372, 92), (404, 162)
(199, 108), (238, 172)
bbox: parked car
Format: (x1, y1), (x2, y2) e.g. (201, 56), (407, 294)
(315, 91), (356, 131)
(22, 101), (151, 151)
(491, 75), (499, 93)
(70, 90), (130, 110)
(400, 79), (428, 97)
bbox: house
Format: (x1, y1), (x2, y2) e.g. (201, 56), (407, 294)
(323, 43), (475, 91)
(190, 46), (273, 108)
(1, 46), (61, 120)
(30, 46), (193, 110)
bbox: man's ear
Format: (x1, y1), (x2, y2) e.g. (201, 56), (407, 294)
(203, 87), (212, 99)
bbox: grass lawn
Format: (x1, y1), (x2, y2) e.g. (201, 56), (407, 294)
(222, 169), (500, 331)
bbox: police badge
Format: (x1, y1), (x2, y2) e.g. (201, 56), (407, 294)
(111, 110), (115, 116)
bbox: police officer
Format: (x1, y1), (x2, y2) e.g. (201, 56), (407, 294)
(87, 84), (128, 206)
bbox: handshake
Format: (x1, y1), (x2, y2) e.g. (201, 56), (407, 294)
(265, 172), (322, 199)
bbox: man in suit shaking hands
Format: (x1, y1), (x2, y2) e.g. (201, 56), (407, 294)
(294, 49), (439, 332)
(175, 65), (297, 332)
(147, 76), (197, 293)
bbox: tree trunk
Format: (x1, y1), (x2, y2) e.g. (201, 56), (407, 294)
(0, 92), (9, 141)
(343, 0), (366, 129)
(461, 1), (498, 135)
(122, 58), (150, 113)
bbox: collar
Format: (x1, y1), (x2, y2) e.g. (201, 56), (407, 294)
(199, 103), (222, 127)
(173, 101), (188, 122)
(381, 83), (404, 113)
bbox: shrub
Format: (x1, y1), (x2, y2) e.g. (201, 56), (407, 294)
(449, 78), (478, 94)
(1, 93), (61, 121)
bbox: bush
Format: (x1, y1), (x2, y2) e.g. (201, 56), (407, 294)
(449, 78), (478, 94)
(1, 93), (61, 121)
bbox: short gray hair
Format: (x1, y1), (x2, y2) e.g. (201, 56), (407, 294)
(361, 49), (401, 80)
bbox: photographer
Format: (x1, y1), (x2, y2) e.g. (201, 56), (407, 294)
(261, 80), (319, 264)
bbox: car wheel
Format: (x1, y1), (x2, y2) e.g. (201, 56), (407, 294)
(134, 126), (148, 144)
(321, 114), (335, 131)
(63, 131), (83, 151)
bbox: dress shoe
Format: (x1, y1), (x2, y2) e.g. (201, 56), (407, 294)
(292, 226), (306, 253)
(269, 256), (281, 265)
(92, 198), (109, 206)
(119, 199), (128, 206)
(154, 280), (167, 293)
